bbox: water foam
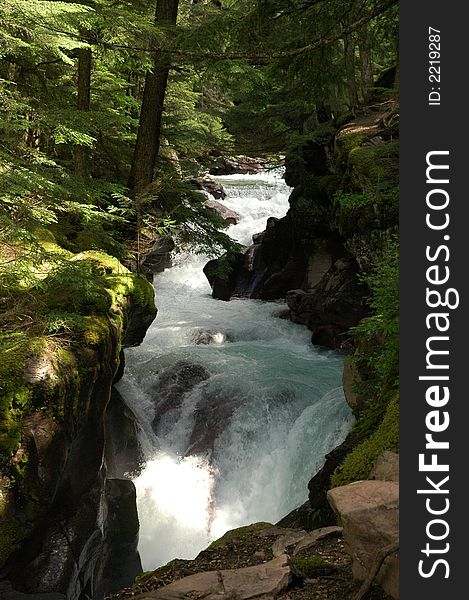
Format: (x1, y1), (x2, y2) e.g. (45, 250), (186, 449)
(118, 170), (354, 570)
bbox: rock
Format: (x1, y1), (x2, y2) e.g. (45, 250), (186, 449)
(287, 259), (370, 350)
(188, 175), (227, 200)
(193, 329), (227, 345)
(293, 526), (343, 555)
(271, 525), (343, 558)
(252, 231), (265, 244)
(152, 361), (210, 433)
(204, 196), (240, 226)
(204, 253), (244, 301)
(0, 582), (65, 600)
(9, 485), (104, 597)
(286, 290), (308, 320)
(275, 501), (311, 530)
(272, 531), (307, 558)
(272, 309), (290, 321)
(209, 156), (266, 176)
(187, 389), (243, 456)
(284, 141), (330, 188)
(304, 251), (334, 289)
(134, 554), (294, 599)
(327, 480), (399, 599)
(140, 236), (175, 275)
(342, 355), (363, 415)
(1, 254), (156, 598)
(370, 451), (399, 482)
(105, 388), (143, 479)
(123, 298), (158, 348)
(96, 479), (143, 598)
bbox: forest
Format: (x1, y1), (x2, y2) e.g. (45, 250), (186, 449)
(0, 1), (399, 599)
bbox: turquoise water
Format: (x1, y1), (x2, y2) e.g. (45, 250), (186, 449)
(117, 172), (353, 569)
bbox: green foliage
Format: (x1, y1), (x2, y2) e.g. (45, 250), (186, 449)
(209, 522), (273, 549)
(348, 142), (399, 190)
(331, 394), (399, 487)
(334, 189), (374, 210)
(354, 237), (399, 392)
(290, 555), (334, 577)
(139, 176), (241, 257)
(0, 248), (155, 462)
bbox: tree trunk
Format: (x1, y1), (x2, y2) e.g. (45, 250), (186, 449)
(128, 0), (180, 195)
(358, 29), (374, 102)
(74, 46), (92, 177)
(344, 34), (359, 109)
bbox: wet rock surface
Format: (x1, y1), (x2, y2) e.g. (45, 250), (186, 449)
(208, 156), (267, 176)
(204, 196), (240, 226)
(151, 361), (211, 433)
(105, 388), (143, 479)
(139, 236), (175, 276)
(96, 479), (143, 598)
(188, 175), (227, 200)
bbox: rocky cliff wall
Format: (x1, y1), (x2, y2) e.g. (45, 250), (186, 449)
(0, 249), (156, 598)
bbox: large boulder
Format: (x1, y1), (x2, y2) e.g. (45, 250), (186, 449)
(370, 451), (399, 483)
(327, 480), (399, 599)
(203, 253), (245, 301)
(204, 196), (240, 226)
(286, 258), (369, 350)
(187, 389), (243, 456)
(188, 175), (227, 200)
(209, 156), (267, 176)
(133, 554), (293, 600)
(140, 236), (175, 275)
(96, 479), (143, 598)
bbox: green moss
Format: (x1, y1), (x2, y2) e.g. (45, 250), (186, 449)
(134, 571), (153, 585)
(209, 522), (273, 549)
(331, 394), (399, 487)
(0, 336), (46, 458)
(290, 555), (333, 577)
(348, 143), (398, 190)
(0, 243), (156, 569)
(32, 227), (72, 257)
(339, 133), (365, 155)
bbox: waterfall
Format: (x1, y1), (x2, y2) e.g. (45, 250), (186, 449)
(116, 170), (354, 570)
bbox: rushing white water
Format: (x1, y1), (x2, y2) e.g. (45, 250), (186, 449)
(117, 170), (354, 570)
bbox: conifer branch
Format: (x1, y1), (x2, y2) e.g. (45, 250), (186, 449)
(35, 0), (397, 62)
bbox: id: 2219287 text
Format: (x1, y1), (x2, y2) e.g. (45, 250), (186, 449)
(428, 27), (441, 106)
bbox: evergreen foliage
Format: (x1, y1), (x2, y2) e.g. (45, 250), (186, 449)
(0, 0), (399, 567)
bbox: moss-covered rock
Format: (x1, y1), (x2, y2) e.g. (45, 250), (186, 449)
(0, 241), (156, 584)
(290, 555), (333, 577)
(209, 522), (274, 549)
(331, 394), (399, 487)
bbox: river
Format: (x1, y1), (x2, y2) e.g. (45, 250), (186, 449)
(116, 170), (353, 570)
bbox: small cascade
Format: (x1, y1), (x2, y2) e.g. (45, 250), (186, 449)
(116, 170), (354, 570)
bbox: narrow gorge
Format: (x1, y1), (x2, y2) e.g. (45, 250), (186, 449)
(117, 171), (354, 571)
(0, 2), (399, 597)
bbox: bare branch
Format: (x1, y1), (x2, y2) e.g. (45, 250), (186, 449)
(353, 540), (399, 600)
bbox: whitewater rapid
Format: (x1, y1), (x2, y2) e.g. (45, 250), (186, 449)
(116, 170), (354, 570)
